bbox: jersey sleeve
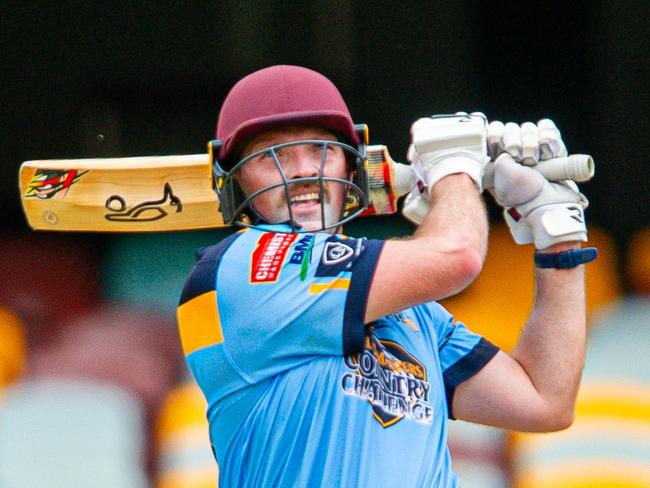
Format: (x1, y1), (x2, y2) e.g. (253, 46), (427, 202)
(426, 303), (499, 419)
(179, 229), (384, 384)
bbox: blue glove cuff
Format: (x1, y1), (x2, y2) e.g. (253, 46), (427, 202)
(534, 247), (598, 269)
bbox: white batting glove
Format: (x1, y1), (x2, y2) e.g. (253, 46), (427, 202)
(486, 119), (589, 249)
(407, 112), (489, 192)
(487, 118), (567, 165)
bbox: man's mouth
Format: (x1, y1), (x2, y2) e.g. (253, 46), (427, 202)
(290, 191), (321, 208)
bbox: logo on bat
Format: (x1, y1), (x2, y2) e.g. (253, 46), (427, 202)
(104, 183), (182, 222)
(25, 169), (88, 199)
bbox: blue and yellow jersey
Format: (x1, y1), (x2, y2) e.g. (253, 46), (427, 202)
(177, 224), (498, 487)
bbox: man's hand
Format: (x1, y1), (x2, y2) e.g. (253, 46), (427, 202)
(402, 112), (488, 225)
(485, 120), (589, 249)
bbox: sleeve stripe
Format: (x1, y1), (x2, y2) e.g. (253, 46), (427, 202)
(443, 338), (500, 419)
(308, 278), (350, 294)
(342, 239), (385, 355)
(177, 290), (224, 355)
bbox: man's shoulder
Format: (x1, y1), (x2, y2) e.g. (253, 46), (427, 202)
(194, 230), (249, 264)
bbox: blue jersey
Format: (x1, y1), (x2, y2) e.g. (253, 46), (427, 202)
(177, 225), (498, 488)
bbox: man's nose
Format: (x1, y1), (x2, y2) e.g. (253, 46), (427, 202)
(284, 147), (321, 179)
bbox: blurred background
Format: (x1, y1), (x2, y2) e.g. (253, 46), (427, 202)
(1, 1), (649, 487)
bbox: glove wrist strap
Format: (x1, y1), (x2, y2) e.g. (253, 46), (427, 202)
(534, 247), (598, 269)
(425, 155), (483, 192)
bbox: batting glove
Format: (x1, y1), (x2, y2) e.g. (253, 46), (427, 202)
(401, 112), (488, 225)
(486, 119), (589, 249)
(408, 112), (489, 191)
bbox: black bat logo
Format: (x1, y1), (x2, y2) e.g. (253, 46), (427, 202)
(104, 183), (182, 222)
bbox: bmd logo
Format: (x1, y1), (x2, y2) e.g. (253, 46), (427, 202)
(289, 234), (315, 265)
(289, 234), (315, 281)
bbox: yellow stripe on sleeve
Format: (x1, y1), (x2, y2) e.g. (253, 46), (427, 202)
(177, 290), (224, 355)
(308, 277), (351, 294)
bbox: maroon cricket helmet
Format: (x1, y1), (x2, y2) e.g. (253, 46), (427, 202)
(214, 65), (360, 165)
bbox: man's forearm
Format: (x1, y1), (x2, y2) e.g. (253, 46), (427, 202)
(511, 243), (587, 427)
(415, 174), (488, 264)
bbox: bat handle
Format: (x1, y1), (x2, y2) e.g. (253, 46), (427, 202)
(388, 154), (594, 197)
(482, 154), (595, 190)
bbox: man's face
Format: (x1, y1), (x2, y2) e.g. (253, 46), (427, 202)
(237, 126), (349, 232)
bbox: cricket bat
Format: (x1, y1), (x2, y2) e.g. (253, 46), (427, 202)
(19, 146), (415, 232)
(18, 145), (593, 233)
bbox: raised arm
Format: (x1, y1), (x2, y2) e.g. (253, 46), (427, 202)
(453, 241), (587, 431)
(453, 120), (596, 431)
(365, 114), (489, 323)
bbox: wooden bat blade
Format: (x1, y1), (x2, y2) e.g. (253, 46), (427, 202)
(19, 154), (226, 232)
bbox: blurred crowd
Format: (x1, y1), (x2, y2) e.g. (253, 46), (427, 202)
(0, 221), (648, 487)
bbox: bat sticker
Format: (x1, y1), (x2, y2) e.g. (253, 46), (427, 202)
(25, 169), (88, 199)
(104, 183), (183, 222)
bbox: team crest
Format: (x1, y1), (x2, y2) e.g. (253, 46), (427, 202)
(342, 333), (432, 427)
(316, 236), (365, 277)
(323, 242), (354, 264)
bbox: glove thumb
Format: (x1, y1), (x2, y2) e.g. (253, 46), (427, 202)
(494, 154), (546, 207)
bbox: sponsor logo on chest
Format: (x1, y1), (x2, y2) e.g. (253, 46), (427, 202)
(250, 232), (298, 283)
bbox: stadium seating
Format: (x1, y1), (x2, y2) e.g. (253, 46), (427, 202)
(447, 420), (508, 488)
(0, 232), (101, 346)
(27, 304), (185, 477)
(28, 304), (183, 419)
(583, 225), (623, 313)
(440, 224), (622, 352)
(155, 380), (219, 488)
(510, 381), (650, 487)
(0, 378), (149, 487)
(626, 225), (650, 294)
(0, 306), (27, 389)
(102, 230), (234, 314)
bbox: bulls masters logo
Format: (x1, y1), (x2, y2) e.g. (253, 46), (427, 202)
(342, 334), (433, 427)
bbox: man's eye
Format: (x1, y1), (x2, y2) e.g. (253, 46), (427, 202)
(317, 144), (338, 155)
(256, 151), (275, 162)
(326, 145), (343, 157)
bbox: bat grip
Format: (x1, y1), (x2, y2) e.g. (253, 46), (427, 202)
(482, 154), (594, 190)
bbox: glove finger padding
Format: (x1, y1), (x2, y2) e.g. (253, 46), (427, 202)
(488, 118), (566, 165)
(487, 120), (505, 157)
(538, 119), (568, 160)
(494, 154), (588, 249)
(520, 122), (540, 165)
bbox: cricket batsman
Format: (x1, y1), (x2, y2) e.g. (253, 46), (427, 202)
(176, 65), (596, 487)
